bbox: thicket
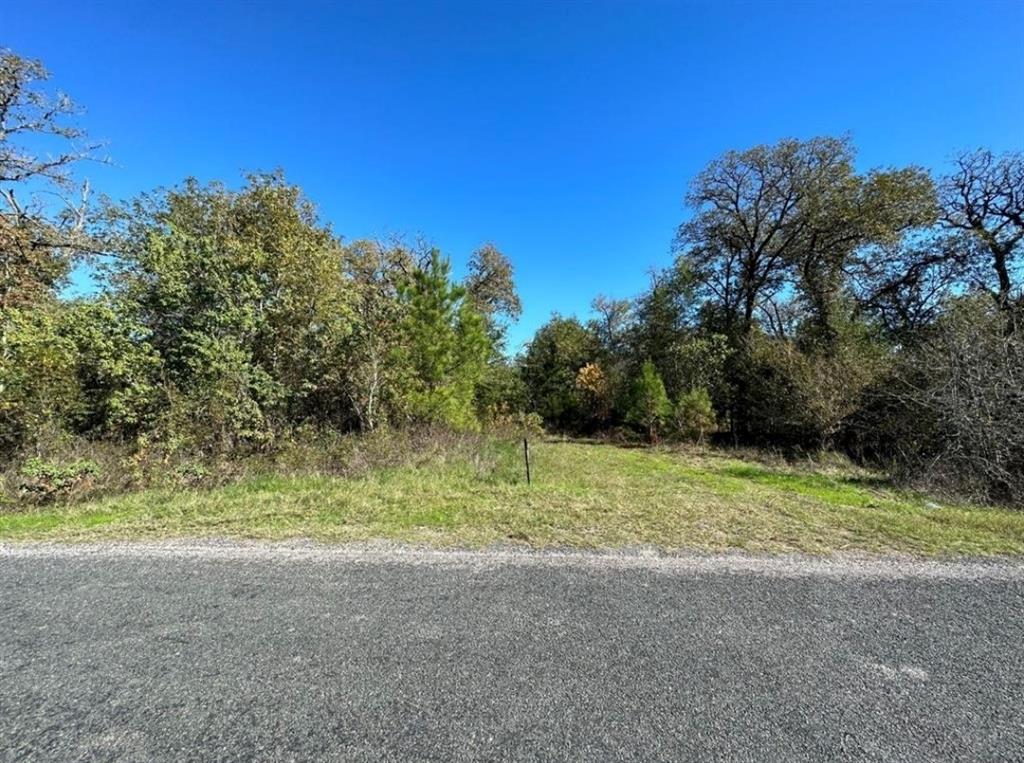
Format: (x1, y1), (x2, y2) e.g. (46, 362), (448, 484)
(520, 138), (1024, 505)
(2, 49), (1022, 506)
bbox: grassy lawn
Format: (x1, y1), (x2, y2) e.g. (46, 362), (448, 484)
(2, 439), (1023, 556)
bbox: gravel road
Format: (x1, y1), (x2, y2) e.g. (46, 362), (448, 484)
(2, 542), (1022, 761)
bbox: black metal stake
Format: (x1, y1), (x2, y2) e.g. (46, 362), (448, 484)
(523, 437), (531, 485)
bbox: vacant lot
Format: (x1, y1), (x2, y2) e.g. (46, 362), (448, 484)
(2, 440), (1023, 555)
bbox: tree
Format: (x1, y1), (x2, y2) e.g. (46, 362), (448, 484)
(797, 166), (936, 350)
(464, 242), (525, 424)
(0, 49), (103, 452)
(475, 358), (528, 422)
(520, 316), (598, 430)
(676, 137), (935, 440)
(1, 49), (103, 311)
(574, 361), (612, 425)
(940, 149), (1024, 324)
(850, 231), (969, 342)
(59, 300), (162, 438)
(671, 333), (731, 410)
(673, 388), (716, 444)
(396, 249), (491, 429)
(340, 239), (414, 431)
(589, 295), (633, 357)
(626, 361), (672, 443)
(465, 242), (521, 349)
(874, 297), (1024, 504)
(677, 136), (935, 347)
(629, 260), (696, 395)
(0, 305), (78, 453)
(107, 173), (355, 447)
(676, 138), (849, 338)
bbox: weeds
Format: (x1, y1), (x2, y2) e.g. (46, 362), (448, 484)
(2, 439), (1023, 556)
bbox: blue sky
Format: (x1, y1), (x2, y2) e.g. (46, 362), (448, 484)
(4, 0), (1022, 351)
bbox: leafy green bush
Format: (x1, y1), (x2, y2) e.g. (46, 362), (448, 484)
(18, 458), (100, 502)
(173, 462), (211, 487)
(0, 307), (80, 455)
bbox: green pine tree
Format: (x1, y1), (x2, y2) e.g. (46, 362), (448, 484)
(396, 250), (491, 428)
(627, 360), (672, 443)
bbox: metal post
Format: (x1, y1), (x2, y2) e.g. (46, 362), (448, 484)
(523, 437), (531, 485)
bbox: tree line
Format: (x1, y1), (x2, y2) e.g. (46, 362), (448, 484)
(521, 137), (1023, 503)
(2, 49), (1022, 504)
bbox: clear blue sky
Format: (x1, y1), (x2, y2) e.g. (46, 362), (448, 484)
(4, 0), (1022, 351)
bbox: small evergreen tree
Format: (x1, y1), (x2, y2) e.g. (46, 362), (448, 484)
(626, 360), (671, 442)
(397, 250), (491, 429)
(674, 388), (716, 444)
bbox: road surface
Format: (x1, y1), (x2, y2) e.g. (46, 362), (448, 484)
(2, 543), (1023, 760)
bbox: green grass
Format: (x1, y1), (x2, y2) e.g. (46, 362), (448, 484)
(2, 440), (1023, 556)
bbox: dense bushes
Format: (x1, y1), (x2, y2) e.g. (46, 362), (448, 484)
(863, 301), (1024, 504)
(514, 139), (1023, 505)
(2, 47), (1023, 507)
(4, 169), (519, 456)
(0, 426), (517, 507)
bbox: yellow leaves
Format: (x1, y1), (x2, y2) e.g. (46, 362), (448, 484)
(574, 361), (608, 397)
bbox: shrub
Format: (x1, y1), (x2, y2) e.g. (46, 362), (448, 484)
(871, 299), (1024, 505)
(733, 329), (885, 449)
(0, 307), (80, 455)
(485, 407), (545, 438)
(18, 457), (100, 503)
(173, 462), (210, 487)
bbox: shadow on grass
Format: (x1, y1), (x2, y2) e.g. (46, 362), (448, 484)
(719, 463), (891, 489)
(543, 436), (651, 450)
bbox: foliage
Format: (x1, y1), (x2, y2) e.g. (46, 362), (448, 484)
(876, 298), (1024, 504)
(670, 334), (731, 405)
(18, 457), (99, 503)
(106, 173), (356, 448)
(0, 306), (79, 453)
(629, 260), (696, 394)
(574, 362), (612, 424)
(626, 361), (672, 442)
(673, 388), (716, 443)
(465, 242), (521, 348)
(676, 136), (936, 347)
(731, 324), (886, 449)
(59, 300), (162, 437)
(173, 462), (210, 487)
(1, 49), (104, 313)
(520, 316), (598, 430)
(396, 249), (491, 429)
(339, 239), (415, 431)
(940, 149), (1023, 321)
(0, 49), (104, 454)
(2, 47), (1023, 510)
(476, 359), (528, 420)
(484, 408), (545, 438)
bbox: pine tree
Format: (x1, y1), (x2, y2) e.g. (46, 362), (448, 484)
(397, 250), (491, 428)
(627, 360), (671, 443)
(674, 388), (716, 444)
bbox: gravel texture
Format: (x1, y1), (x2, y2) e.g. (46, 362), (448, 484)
(2, 542), (1023, 760)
